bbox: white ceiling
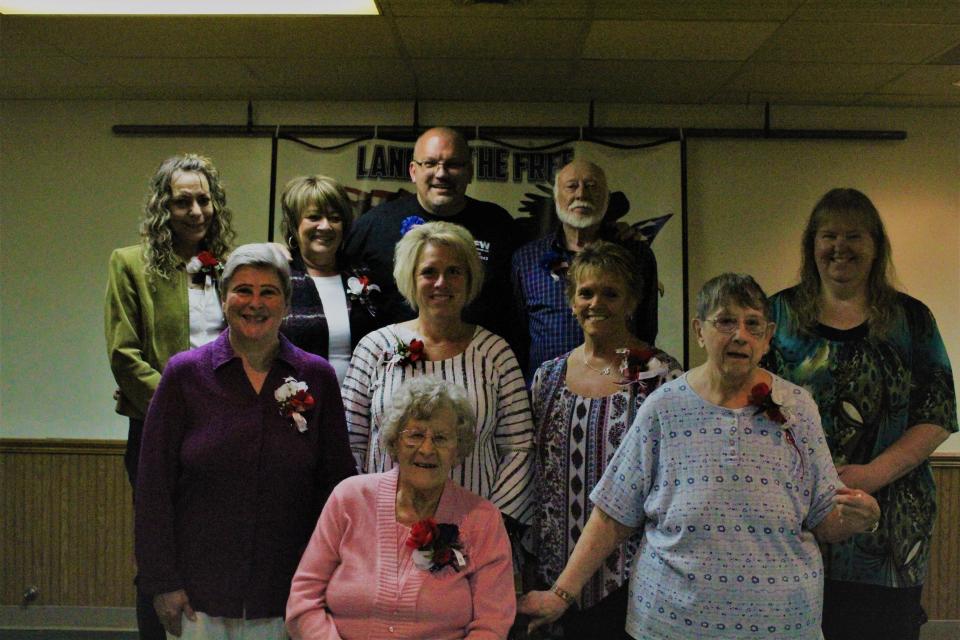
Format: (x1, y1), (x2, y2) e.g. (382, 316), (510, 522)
(2, 0), (960, 106)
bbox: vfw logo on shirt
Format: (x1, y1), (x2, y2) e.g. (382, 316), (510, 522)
(475, 240), (491, 262)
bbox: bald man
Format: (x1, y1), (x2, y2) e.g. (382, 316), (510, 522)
(343, 127), (519, 342)
(511, 159), (659, 380)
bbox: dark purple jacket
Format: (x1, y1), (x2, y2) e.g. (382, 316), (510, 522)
(135, 330), (356, 619)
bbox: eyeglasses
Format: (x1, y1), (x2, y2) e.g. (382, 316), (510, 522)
(707, 315), (770, 337)
(411, 159), (469, 173)
(400, 429), (457, 450)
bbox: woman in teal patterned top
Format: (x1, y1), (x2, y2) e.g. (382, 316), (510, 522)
(766, 188), (957, 640)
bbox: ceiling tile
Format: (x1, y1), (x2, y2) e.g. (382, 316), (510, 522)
(706, 91), (864, 106)
(0, 16), (65, 56)
(34, 16), (398, 59)
(583, 20), (780, 61)
(856, 92), (960, 106)
(724, 62), (911, 94)
(751, 21), (960, 64)
(573, 60), (743, 103)
(243, 57), (416, 100)
(0, 57), (118, 91)
(875, 64), (960, 94)
(595, 0), (804, 21)
(382, 0), (590, 18)
(792, 1), (960, 24)
(930, 42), (960, 63)
(410, 59), (575, 101)
(395, 17), (584, 59)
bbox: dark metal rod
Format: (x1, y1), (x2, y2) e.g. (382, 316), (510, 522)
(111, 123), (906, 142)
(267, 130), (279, 242)
(680, 132), (690, 370)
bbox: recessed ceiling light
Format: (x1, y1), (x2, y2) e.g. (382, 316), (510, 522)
(0, 0), (378, 14)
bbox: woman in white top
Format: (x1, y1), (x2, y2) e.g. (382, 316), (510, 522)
(342, 220), (536, 526)
(105, 153), (236, 640)
(279, 175), (380, 384)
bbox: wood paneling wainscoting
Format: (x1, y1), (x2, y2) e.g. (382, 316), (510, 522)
(1, 440), (135, 608)
(1, 440), (958, 620)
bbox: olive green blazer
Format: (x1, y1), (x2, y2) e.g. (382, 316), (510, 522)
(104, 245), (190, 419)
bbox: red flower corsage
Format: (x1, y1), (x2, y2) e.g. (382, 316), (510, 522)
(386, 338), (425, 366)
(274, 377), (315, 433)
(406, 518), (467, 573)
(185, 250), (222, 284)
(749, 382), (804, 477)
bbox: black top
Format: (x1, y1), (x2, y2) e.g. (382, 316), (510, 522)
(342, 194), (521, 348)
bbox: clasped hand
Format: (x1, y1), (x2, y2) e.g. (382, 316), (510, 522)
(834, 487), (881, 532)
(517, 590), (571, 634)
(153, 589), (196, 637)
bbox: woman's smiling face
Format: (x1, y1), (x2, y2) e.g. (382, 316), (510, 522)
(570, 267), (635, 338)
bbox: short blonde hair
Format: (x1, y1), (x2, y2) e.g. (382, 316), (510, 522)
(380, 377), (476, 462)
(393, 221), (484, 311)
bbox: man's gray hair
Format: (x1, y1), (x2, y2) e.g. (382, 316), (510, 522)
(380, 376), (476, 463)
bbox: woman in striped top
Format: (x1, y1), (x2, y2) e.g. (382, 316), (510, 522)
(341, 221), (536, 526)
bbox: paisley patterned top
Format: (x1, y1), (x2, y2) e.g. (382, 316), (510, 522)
(767, 288), (957, 588)
(528, 348), (681, 609)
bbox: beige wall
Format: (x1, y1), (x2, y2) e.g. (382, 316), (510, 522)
(1, 99), (957, 451)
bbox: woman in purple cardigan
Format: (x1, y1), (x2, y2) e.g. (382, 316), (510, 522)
(286, 376), (516, 639)
(135, 244), (356, 639)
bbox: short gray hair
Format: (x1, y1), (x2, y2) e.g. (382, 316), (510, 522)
(220, 243), (292, 302)
(695, 273), (770, 320)
(392, 221), (483, 311)
(380, 377), (476, 463)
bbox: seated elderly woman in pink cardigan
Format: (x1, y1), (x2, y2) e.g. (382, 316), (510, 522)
(286, 376), (516, 639)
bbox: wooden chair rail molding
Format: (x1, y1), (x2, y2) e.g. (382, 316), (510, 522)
(1, 440), (958, 618)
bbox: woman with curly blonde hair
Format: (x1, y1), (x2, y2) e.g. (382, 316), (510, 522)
(105, 153), (235, 640)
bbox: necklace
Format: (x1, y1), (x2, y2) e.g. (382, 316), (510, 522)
(581, 349), (616, 376)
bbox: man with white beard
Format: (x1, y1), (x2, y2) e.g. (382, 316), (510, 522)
(511, 159), (659, 381)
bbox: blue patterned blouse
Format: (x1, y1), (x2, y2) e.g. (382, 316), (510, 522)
(591, 374), (839, 639)
(767, 288), (957, 588)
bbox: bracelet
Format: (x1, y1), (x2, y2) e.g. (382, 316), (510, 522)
(550, 583), (576, 608)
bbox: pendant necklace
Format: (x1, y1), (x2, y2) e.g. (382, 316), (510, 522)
(581, 349), (615, 376)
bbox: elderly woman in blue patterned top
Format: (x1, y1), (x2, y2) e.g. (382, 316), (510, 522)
(526, 241), (681, 639)
(521, 273), (880, 640)
(279, 175), (379, 384)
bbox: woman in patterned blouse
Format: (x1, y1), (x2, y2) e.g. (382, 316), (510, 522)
(521, 273), (880, 640)
(527, 241), (681, 638)
(765, 188), (957, 640)
(341, 221), (536, 528)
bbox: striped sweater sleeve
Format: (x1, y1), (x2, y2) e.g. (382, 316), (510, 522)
(483, 332), (536, 524)
(341, 328), (389, 473)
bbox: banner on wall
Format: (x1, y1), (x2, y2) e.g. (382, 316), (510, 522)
(273, 137), (685, 362)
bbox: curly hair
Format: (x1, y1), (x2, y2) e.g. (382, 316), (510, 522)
(379, 376), (476, 463)
(140, 154), (235, 280)
(789, 188), (897, 336)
